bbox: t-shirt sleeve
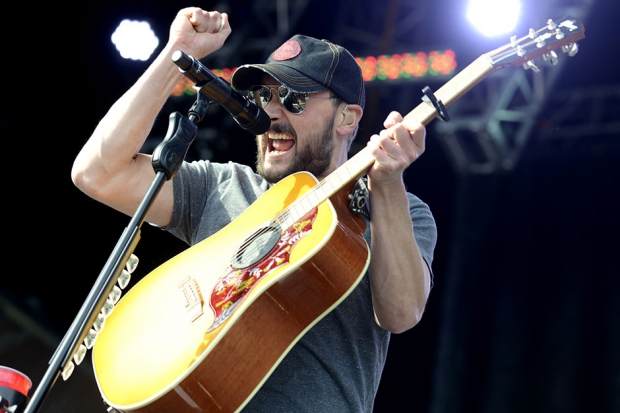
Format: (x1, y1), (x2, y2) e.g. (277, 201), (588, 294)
(165, 160), (212, 245)
(407, 192), (438, 280)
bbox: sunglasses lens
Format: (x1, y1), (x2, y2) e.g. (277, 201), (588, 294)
(248, 86), (308, 114)
(282, 91), (307, 114)
(248, 87), (272, 108)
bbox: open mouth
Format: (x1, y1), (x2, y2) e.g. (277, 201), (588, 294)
(268, 134), (295, 154)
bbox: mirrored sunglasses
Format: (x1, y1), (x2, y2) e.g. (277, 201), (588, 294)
(248, 85), (333, 114)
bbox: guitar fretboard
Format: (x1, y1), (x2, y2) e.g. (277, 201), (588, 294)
(275, 56), (496, 230)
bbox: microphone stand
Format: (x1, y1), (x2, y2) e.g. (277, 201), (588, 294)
(24, 88), (211, 413)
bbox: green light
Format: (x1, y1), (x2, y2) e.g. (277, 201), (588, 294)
(172, 49), (457, 96)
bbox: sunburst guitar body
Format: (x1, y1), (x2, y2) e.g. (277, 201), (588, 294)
(92, 172), (370, 412)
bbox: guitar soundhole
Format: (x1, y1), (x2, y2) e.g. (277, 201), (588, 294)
(231, 222), (282, 269)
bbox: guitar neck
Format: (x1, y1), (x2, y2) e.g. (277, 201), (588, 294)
(418, 55), (496, 122)
(280, 55), (496, 227)
(333, 56), (497, 183)
(281, 14), (586, 228)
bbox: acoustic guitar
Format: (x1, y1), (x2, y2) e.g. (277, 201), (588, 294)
(90, 16), (585, 412)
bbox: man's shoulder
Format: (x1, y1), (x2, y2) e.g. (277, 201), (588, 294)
(185, 159), (261, 180)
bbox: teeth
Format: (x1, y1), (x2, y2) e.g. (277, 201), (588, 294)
(269, 134), (293, 141)
(268, 133), (294, 153)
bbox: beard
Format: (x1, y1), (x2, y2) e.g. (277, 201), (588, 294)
(256, 115), (335, 183)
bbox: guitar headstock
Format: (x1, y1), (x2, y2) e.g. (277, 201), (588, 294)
(487, 16), (585, 72)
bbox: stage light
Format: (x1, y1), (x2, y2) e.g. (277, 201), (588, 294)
(111, 19), (159, 61)
(466, 0), (522, 37)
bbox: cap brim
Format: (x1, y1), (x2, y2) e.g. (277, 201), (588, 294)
(232, 63), (329, 94)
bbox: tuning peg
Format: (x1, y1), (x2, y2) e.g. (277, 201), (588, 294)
(542, 50), (559, 65)
(510, 35), (517, 47)
(536, 36), (547, 49)
(522, 60), (540, 72)
(562, 42), (579, 57)
(546, 19), (557, 30)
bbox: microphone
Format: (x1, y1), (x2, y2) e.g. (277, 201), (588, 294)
(172, 50), (271, 135)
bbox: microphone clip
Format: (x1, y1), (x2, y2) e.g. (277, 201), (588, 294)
(188, 91), (212, 123)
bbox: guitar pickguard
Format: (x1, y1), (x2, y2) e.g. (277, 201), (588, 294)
(207, 207), (318, 332)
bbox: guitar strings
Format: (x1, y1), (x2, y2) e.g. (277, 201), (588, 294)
(234, 179), (330, 262)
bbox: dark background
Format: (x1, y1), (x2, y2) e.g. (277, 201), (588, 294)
(1, 0), (618, 412)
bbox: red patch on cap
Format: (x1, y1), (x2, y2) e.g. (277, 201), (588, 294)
(272, 40), (302, 61)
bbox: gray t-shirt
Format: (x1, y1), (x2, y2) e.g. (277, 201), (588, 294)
(166, 160), (437, 412)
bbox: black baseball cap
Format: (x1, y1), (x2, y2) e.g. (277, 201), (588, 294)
(231, 35), (366, 110)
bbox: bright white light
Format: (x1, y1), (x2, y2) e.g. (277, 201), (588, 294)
(111, 19), (159, 61)
(466, 0), (522, 37)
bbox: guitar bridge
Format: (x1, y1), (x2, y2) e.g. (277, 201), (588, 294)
(178, 276), (204, 322)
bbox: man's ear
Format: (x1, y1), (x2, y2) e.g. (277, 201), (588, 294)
(341, 104), (355, 126)
(338, 104), (362, 134)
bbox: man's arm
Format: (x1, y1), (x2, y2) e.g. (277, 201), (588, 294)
(71, 8), (230, 227)
(366, 112), (433, 334)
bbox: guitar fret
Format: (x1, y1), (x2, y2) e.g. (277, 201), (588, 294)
(277, 209), (292, 228)
(436, 56), (495, 107)
(298, 193), (317, 215)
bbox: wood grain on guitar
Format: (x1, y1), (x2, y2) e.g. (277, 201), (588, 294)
(86, 16), (585, 413)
